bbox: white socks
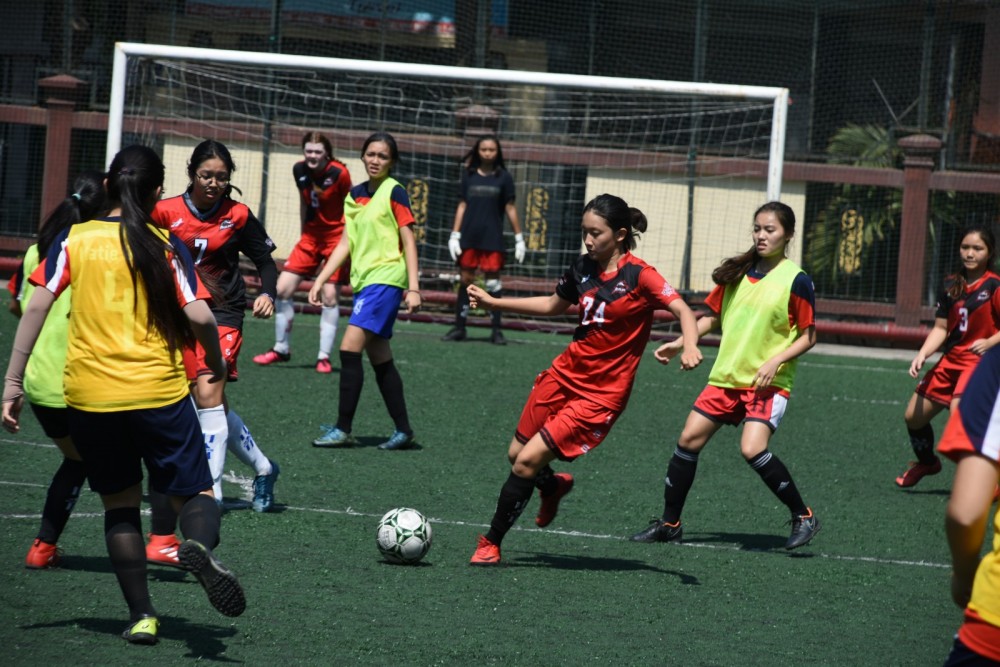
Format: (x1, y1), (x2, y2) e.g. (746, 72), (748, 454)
(273, 298), (295, 355)
(319, 305), (339, 360)
(197, 404), (228, 502)
(226, 409), (271, 476)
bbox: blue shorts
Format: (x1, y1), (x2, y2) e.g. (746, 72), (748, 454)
(348, 283), (403, 339)
(68, 397), (211, 497)
(29, 403), (70, 440)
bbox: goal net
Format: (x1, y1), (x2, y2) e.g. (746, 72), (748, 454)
(109, 43), (791, 333)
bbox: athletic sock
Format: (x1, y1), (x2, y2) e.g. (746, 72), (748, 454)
(337, 350), (364, 433)
(197, 405), (228, 502)
(534, 464), (556, 496)
(148, 487), (178, 536)
(319, 305), (339, 360)
(273, 298), (294, 355)
(747, 450), (808, 516)
(36, 457), (86, 544)
(484, 472), (536, 545)
(373, 358), (411, 434)
(455, 287), (470, 328)
(907, 424), (938, 466)
(488, 288), (503, 330)
(662, 445), (699, 524)
(178, 493), (222, 549)
(105, 506), (155, 620)
(226, 410), (271, 476)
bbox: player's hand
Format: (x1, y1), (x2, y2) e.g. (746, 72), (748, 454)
(2, 395), (23, 433)
(969, 338), (990, 356)
(514, 233), (526, 264)
(678, 346), (703, 370)
(653, 340), (683, 365)
(467, 284), (492, 310)
(206, 357), (227, 384)
(307, 283), (322, 307)
(951, 572), (973, 609)
(404, 290), (422, 314)
(909, 354), (926, 379)
(252, 294), (274, 319)
(752, 359), (782, 389)
(448, 231), (462, 262)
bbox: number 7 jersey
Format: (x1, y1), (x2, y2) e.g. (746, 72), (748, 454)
(549, 252), (683, 411)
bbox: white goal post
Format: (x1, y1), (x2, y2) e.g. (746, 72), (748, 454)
(106, 41), (790, 318)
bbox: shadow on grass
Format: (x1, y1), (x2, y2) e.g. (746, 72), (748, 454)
(507, 551), (701, 584)
(687, 531), (822, 557)
(20, 615), (240, 659)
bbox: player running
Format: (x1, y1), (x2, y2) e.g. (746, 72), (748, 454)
(894, 226), (1000, 488)
(468, 193), (702, 566)
(254, 131), (352, 373)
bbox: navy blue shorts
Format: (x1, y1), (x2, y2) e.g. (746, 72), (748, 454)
(29, 403), (70, 440)
(68, 396), (211, 497)
(348, 283), (403, 339)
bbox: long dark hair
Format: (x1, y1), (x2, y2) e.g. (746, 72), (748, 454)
(712, 201), (796, 286)
(361, 131), (400, 169)
(37, 170), (106, 256)
(186, 139), (242, 199)
(583, 193), (647, 252)
(106, 145), (191, 354)
(946, 225), (997, 300)
(461, 134), (506, 174)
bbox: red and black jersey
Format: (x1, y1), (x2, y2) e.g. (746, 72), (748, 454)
(548, 252), (682, 411)
(294, 158), (352, 240)
(937, 270), (1000, 363)
(152, 193), (278, 329)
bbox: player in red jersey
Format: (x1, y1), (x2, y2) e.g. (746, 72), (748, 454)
(254, 131), (352, 373)
(466, 193), (702, 565)
(145, 140), (282, 565)
(895, 226), (1000, 488)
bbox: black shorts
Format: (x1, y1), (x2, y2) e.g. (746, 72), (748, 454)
(68, 396), (211, 497)
(29, 403), (70, 440)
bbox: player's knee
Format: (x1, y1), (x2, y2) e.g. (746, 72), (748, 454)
(485, 278), (502, 293)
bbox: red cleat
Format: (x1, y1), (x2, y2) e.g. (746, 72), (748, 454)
(25, 538), (60, 569)
(535, 473), (574, 527)
(146, 533), (182, 568)
(895, 459), (942, 488)
(469, 534), (501, 566)
(253, 349), (290, 366)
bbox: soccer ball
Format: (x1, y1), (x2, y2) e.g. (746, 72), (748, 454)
(376, 507), (432, 564)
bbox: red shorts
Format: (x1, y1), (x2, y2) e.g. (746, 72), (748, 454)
(183, 325), (242, 383)
(693, 385), (790, 431)
(937, 403), (975, 462)
(458, 249), (504, 273)
(283, 233), (349, 284)
(514, 369), (620, 461)
(917, 356), (976, 407)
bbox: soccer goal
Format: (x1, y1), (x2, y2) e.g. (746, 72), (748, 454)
(108, 41), (790, 329)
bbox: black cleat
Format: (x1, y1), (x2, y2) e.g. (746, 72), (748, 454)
(630, 519), (683, 543)
(490, 329), (507, 345)
(178, 539), (246, 617)
(441, 327), (467, 342)
(785, 508), (821, 550)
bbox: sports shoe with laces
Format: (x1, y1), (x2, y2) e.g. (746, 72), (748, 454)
(630, 519), (683, 543)
(441, 327), (466, 342)
(178, 539), (246, 617)
(122, 614), (159, 645)
(535, 473), (574, 527)
(469, 534), (501, 566)
(895, 458), (942, 488)
(251, 459), (280, 513)
(25, 538), (60, 569)
(253, 349), (290, 365)
(490, 329), (507, 345)
(312, 425), (359, 447)
(315, 358), (333, 374)
(785, 508), (821, 550)
(146, 533), (182, 568)
(378, 430), (414, 450)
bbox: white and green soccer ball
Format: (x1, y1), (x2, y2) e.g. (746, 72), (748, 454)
(376, 507), (432, 564)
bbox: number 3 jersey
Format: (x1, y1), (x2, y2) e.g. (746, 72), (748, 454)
(936, 270), (1000, 365)
(152, 193), (278, 329)
(549, 252), (683, 411)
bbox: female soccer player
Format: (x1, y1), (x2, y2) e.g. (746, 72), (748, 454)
(938, 344), (1000, 665)
(2, 145), (245, 644)
(254, 131), (352, 373)
(894, 226), (1000, 488)
(467, 193), (702, 565)
(629, 201), (820, 551)
(8, 171), (104, 568)
(148, 139), (281, 543)
(308, 131), (422, 451)
(442, 134), (524, 345)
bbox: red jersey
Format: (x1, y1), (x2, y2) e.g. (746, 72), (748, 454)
(294, 158), (352, 241)
(548, 252), (682, 411)
(152, 193), (278, 329)
(936, 271), (1000, 365)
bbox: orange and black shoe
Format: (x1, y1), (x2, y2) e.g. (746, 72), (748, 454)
(535, 473), (574, 527)
(629, 519), (683, 543)
(469, 534), (501, 566)
(895, 458), (942, 488)
(25, 538), (60, 569)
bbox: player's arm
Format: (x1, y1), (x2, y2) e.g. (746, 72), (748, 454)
(468, 284), (571, 317)
(308, 232), (349, 306)
(241, 214), (278, 318)
(911, 317), (948, 378)
(400, 224), (422, 314)
(2, 286), (56, 432)
(946, 453), (999, 608)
